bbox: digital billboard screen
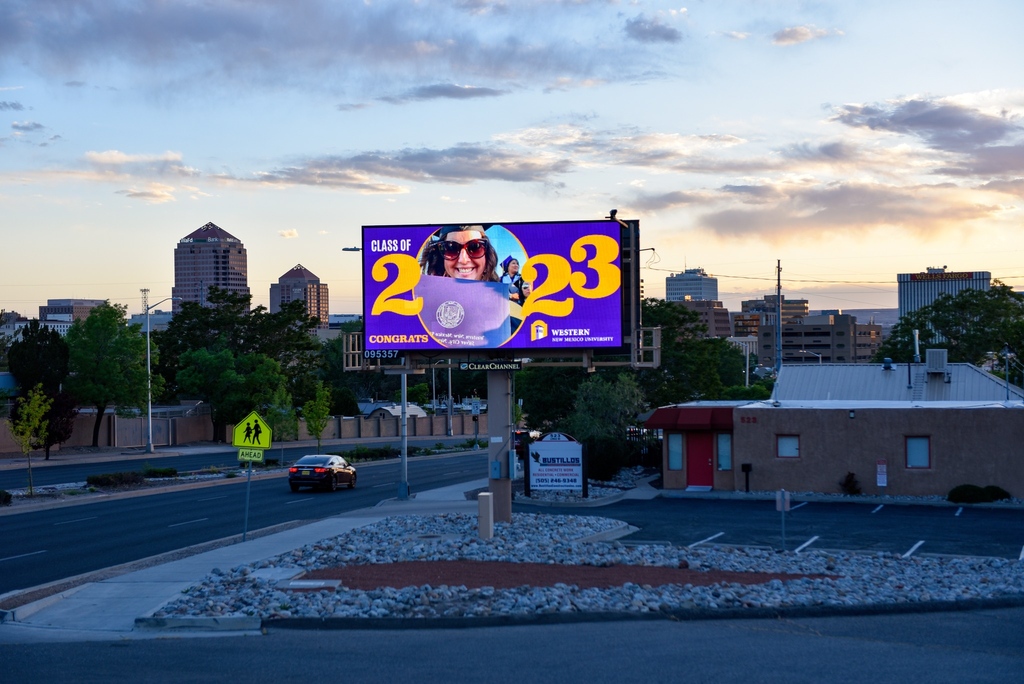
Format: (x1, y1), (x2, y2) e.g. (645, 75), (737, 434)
(362, 220), (623, 352)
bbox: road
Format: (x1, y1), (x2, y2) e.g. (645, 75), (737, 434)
(0, 436), (474, 490)
(0, 450), (489, 595)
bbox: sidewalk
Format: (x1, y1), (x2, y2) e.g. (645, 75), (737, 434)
(0, 481), (488, 643)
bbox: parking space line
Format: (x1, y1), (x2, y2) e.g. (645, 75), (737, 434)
(687, 532), (724, 548)
(871, 505), (884, 514)
(902, 541), (925, 558)
(168, 518), (208, 528)
(791, 502), (808, 511)
(53, 516), (98, 526)
(0, 550), (47, 563)
(955, 507), (963, 517)
(285, 498), (315, 505)
(197, 495), (227, 502)
(794, 536), (819, 554)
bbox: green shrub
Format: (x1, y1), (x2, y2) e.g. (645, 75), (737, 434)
(86, 472), (145, 488)
(584, 436), (630, 482)
(142, 466), (177, 479)
(0, 490), (12, 506)
(345, 445), (400, 461)
(947, 484), (988, 504)
(434, 442), (446, 450)
(981, 485), (1012, 502)
(838, 472), (862, 495)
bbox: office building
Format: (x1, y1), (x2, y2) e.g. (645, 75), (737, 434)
(666, 268), (718, 302)
(269, 264), (329, 328)
(733, 295), (809, 337)
(171, 222), (249, 313)
(675, 298), (733, 338)
(897, 267), (990, 319)
(756, 314), (882, 366)
(39, 299), (105, 323)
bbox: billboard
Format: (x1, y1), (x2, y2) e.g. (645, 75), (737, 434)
(362, 220), (624, 352)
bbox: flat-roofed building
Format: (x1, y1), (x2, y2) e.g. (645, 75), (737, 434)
(666, 268), (718, 302)
(270, 264), (329, 328)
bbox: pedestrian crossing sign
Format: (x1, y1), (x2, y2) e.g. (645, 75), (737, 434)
(232, 411), (273, 449)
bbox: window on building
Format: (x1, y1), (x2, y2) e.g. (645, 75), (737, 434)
(668, 433), (683, 471)
(906, 436), (930, 468)
(836, 331), (845, 336)
(716, 433), (732, 470)
(777, 435), (800, 458)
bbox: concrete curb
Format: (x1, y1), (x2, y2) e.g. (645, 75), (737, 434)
(135, 615), (263, 632)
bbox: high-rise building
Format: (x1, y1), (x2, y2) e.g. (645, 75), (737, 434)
(897, 266), (991, 319)
(674, 298), (733, 338)
(666, 268), (718, 301)
(757, 314), (882, 367)
(171, 222), (249, 313)
(270, 264), (329, 328)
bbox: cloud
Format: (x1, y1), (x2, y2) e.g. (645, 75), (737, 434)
(722, 31), (749, 40)
(247, 144), (572, 191)
(279, 229), (299, 239)
(114, 182), (176, 203)
(336, 102), (370, 112)
(630, 189), (706, 212)
(772, 26), (842, 46)
(379, 83), (508, 104)
(12, 120), (43, 132)
(1, 1), (671, 96)
(697, 181), (999, 240)
(0, 101), (24, 110)
(833, 98), (1020, 152)
(84, 149), (199, 177)
(624, 14), (683, 44)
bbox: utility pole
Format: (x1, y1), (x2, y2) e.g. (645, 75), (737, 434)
(775, 260), (783, 373)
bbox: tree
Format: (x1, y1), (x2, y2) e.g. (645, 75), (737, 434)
(65, 302), (149, 447)
(563, 373), (647, 442)
(8, 319), (70, 395)
(9, 384), (52, 496)
(263, 385), (298, 464)
(303, 381), (332, 453)
(636, 298), (724, 406)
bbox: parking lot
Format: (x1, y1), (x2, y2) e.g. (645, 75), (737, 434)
(519, 497), (1024, 560)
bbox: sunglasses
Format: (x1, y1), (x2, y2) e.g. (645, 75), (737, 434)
(439, 239), (488, 260)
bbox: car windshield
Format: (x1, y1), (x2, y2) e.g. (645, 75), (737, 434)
(295, 456), (330, 466)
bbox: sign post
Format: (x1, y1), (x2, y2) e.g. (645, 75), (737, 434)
(232, 411), (274, 542)
(776, 488), (791, 551)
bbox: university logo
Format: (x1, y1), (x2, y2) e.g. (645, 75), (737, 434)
(435, 300), (465, 329)
(531, 319), (548, 341)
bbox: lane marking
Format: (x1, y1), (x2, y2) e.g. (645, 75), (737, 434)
(197, 495), (227, 502)
(902, 540), (925, 558)
(372, 483), (392, 488)
(285, 498), (315, 505)
(795, 536), (820, 554)
(0, 550), (48, 563)
(871, 505), (884, 514)
(687, 532), (724, 549)
(955, 507), (963, 517)
(168, 518), (208, 528)
(791, 502), (808, 511)
(53, 516), (98, 526)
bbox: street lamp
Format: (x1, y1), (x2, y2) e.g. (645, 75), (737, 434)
(798, 349), (822, 365)
(143, 290), (181, 453)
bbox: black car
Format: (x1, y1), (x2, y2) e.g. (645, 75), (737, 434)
(288, 455), (357, 492)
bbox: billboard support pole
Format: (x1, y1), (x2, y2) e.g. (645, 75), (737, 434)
(487, 370), (513, 523)
(398, 372), (409, 500)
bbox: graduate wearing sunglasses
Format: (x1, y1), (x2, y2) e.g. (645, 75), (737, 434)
(420, 225), (500, 282)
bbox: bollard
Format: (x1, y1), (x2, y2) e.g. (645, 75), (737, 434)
(478, 492), (494, 540)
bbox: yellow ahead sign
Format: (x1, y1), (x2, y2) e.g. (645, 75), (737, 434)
(232, 411), (273, 449)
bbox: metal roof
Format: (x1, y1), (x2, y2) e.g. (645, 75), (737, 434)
(770, 363), (1024, 403)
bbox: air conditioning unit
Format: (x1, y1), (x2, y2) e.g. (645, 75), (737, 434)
(926, 348), (948, 374)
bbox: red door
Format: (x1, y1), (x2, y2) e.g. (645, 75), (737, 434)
(685, 432), (714, 488)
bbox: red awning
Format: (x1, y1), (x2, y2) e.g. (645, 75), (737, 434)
(644, 406), (734, 431)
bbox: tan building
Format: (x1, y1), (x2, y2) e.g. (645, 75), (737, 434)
(647, 353), (1024, 497)
(171, 222), (249, 313)
(38, 299), (105, 322)
(757, 314), (881, 366)
(270, 264), (329, 328)
(675, 298), (732, 338)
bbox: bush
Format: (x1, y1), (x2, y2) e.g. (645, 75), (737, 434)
(838, 472), (862, 495)
(584, 436), (631, 482)
(86, 472), (145, 488)
(947, 484), (989, 504)
(142, 466), (177, 479)
(344, 445), (400, 462)
(981, 485), (1012, 502)
(0, 490), (11, 506)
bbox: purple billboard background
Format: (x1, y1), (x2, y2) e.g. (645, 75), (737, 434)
(362, 220), (623, 352)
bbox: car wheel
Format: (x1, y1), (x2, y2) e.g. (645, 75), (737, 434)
(348, 473), (356, 489)
(289, 483), (300, 493)
(328, 475), (338, 492)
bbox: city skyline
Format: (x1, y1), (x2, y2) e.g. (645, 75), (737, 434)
(3, 2), (1023, 318)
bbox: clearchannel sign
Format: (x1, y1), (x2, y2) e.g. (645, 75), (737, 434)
(362, 220), (623, 352)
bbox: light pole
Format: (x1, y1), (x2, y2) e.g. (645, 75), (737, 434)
(798, 349), (822, 365)
(143, 290), (181, 453)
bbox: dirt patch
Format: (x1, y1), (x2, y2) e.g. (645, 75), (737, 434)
(303, 560), (824, 590)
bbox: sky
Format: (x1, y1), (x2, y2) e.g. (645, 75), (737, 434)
(3, 0), (1024, 319)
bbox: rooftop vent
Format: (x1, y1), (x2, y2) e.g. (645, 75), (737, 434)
(926, 348), (948, 374)
(882, 358), (893, 370)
